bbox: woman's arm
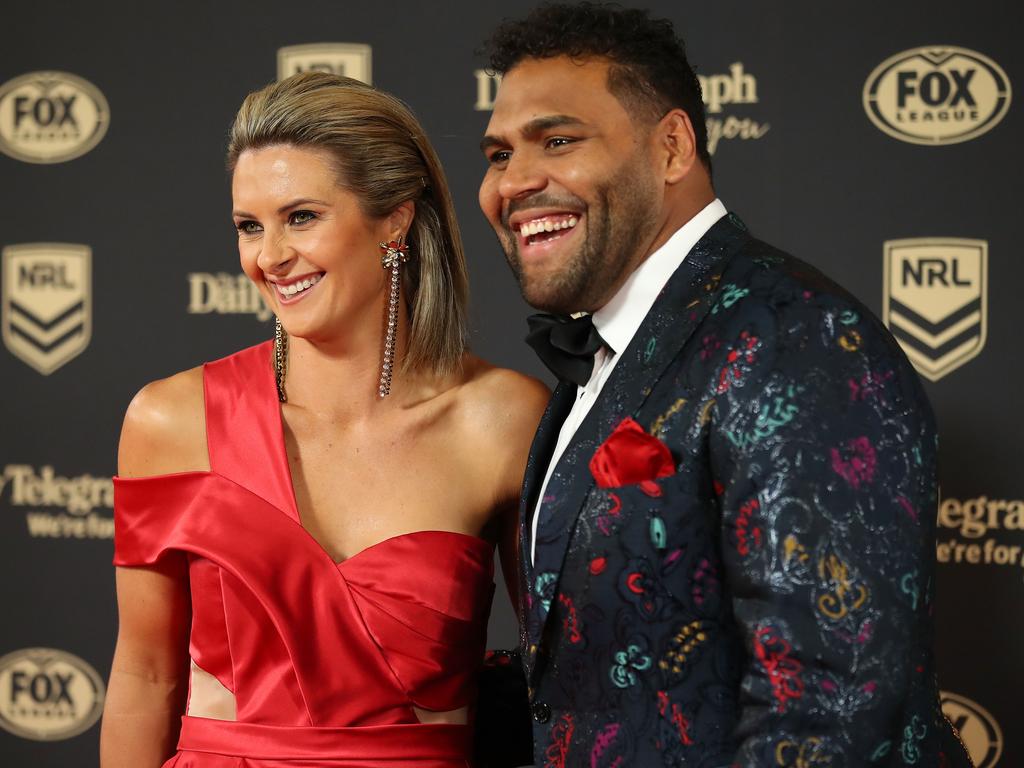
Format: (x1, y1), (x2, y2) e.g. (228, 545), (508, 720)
(101, 563), (190, 767)
(474, 366), (551, 614)
(100, 370), (207, 767)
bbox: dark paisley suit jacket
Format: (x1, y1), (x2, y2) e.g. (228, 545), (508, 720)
(519, 215), (971, 767)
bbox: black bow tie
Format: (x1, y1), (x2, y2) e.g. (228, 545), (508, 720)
(526, 313), (610, 387)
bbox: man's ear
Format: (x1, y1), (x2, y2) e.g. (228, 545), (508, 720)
(658, 109), (698, 185)
(386, 200), (416, 241)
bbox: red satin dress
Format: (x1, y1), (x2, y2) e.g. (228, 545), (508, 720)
(113, 342), (494, 767)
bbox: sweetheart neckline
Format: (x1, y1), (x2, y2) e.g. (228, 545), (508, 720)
(113, 470), (493, 567)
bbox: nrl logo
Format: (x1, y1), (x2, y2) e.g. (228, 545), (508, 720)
(277, 43), (372, 84)
(883, 238), (987, 382)
(2, 243), (91, 375)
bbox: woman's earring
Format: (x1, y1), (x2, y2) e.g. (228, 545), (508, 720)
(378, 235), (411, 398)
(274, 316), (288, 403)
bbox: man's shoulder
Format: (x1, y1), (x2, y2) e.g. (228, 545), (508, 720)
(725, 235), (856, 306)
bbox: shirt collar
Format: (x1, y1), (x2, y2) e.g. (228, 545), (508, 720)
(592, 198), (727, 356)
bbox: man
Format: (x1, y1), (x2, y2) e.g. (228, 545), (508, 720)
(478, 4), (971, 766)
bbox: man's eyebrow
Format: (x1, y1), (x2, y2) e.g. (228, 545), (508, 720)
(479, 114), (587, 154)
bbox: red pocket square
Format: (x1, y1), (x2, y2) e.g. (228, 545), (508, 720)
(589, 417), (675, 492)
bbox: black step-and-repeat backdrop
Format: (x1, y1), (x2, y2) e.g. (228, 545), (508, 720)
(0, 1), (1018, 765)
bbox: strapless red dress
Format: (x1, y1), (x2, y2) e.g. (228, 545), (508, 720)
(113, 342), (494, 767)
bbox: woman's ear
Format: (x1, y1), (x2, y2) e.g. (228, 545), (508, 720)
(387, 200), (416, 241)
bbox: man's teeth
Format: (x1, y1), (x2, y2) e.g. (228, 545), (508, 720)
(276, 274), (322, 296)
(521, 216), (579, 236)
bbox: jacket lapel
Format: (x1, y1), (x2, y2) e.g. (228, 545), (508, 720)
(517, 382), (575, 650)
(526, 215), (750, 682)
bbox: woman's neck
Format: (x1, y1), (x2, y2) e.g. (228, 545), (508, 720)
(281, 310), (412, 419)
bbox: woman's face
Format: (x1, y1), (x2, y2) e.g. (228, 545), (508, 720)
(232, 144), (397, 346)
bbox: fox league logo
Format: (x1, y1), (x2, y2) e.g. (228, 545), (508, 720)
(941, 691), (1003, 768)
(864, 46), (1011, 145)
(0, 648), (105, 741)
(277, 43), (372, 84)
(883, 238), (986, 382)
(2, 243), (92, 375)
(0, 71), (110, 163)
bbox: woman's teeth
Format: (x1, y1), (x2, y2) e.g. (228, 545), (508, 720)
(276, 274), (321, 297)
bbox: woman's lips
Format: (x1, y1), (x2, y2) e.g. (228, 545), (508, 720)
(270, 273), (324, 304)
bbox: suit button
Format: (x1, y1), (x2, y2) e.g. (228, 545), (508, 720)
(532, 701), (551, 723)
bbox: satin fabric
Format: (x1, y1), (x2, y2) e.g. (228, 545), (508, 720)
(113, 342), (493, 766)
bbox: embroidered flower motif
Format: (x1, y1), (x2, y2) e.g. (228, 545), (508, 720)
(753, 626), (805, 713)
(557, 594), (582, 644)
(716, 330), (759, 394)
(609, 643), (652, 688)
(816, 547), (870, 621)
(535, 571), (558, 613)
(590, 723), (623, 767)
(657, 690), (694, 746)
(712, 283), (750, 314)
(830, 436), (877, 488)
(544, 713), (574, 768)
(618, 558), (663, 619)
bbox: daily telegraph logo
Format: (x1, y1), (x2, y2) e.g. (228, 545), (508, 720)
(864, 46), (1011, 145)
(1, 464), (114, 540)
(0, 71), (109, 163)
(883, 238), (986, 381)
(2, 243), (92, 375)
(0, 648), (105, 741)
(277, 43), (372, 84)
(187, 273), (272, 322)
(941, 691), (1002, 768)
(474, 62), (768, 156)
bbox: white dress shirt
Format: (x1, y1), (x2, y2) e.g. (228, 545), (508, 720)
(530, 198), (728, 563)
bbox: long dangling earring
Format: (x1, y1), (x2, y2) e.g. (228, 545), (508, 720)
(274, 316), (288, 403)
(378, 235), (411, 398)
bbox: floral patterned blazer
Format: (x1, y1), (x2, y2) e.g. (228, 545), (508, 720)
(518, 214), (971, 767)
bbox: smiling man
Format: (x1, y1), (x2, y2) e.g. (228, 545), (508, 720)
(478, 4), (970, 766)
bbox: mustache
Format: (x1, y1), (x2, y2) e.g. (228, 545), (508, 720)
(501, 193), (585, 228)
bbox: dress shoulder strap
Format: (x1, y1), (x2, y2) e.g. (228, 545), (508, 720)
(201, 341), (299, 521)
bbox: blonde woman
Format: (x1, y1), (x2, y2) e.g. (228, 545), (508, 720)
(100, 72), (547, 767)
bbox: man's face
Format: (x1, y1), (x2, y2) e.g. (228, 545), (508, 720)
(478, 56), (662, 313)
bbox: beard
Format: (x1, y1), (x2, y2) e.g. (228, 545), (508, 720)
(498, 150), (661, 314)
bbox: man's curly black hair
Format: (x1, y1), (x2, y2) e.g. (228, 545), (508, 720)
(483, 2), (710, 170)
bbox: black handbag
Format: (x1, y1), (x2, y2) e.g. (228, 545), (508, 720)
(473, 649), (534, 768)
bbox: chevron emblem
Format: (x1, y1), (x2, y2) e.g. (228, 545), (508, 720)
(2, 243), (92, 375)
(883, 238), (987, 382)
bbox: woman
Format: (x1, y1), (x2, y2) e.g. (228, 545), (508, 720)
(100, 72), (548, 767)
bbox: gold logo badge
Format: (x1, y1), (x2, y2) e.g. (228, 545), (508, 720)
(883, 238), (987, 381)
(0, 71), (110, 164)
(941, 691), (1003, 768)
(0, 648), (105, 741)
(2, 243), (92, 375)
(277, 43), (372, 84)
(864, 46), (1011, 145)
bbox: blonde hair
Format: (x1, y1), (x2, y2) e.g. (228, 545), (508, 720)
(227, 71), (468, 376)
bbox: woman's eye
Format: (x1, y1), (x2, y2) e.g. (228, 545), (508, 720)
(289, 210), (316, 225)
(236, 220), (261, 235)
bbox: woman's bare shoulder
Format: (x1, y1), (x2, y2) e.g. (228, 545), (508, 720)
(118, 366), (209, 478)
(455, 354), (551, 443)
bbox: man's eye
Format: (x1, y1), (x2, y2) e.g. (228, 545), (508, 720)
(546, 137), (576, 149)
(236, 220), (261, 235)
(488, 150), (511, 165)
(289, 210), (316, 225)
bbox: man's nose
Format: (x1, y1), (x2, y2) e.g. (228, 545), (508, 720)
(498, 151), (547, 201)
